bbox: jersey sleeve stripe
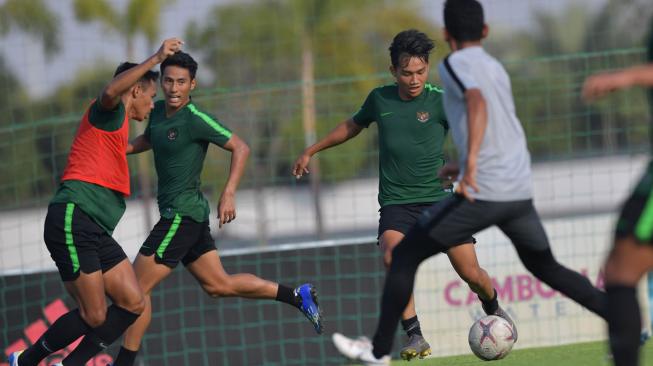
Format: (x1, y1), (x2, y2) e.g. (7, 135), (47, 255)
(424, 83), (443, 93)
(188, 104), (233, 139)
(444, 55), (467, 94)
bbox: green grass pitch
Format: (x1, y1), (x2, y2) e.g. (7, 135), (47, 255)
(345, 340), (653, 366)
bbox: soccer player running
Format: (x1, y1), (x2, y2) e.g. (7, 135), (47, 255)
(333, 1), (608, 365)
(7, 39), (182, 366)
(111, 51), (322, 366)
(583, 64), (653, 366)
(293, 29), (514, 361)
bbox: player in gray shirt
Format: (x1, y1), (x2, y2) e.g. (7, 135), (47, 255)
(333, 1), (607, 364)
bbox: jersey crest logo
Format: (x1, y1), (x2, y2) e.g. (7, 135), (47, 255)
(167, 128), (178, 141)
(416, 111), (430, 123)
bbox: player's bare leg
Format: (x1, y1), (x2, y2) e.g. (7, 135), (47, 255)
(187, 250), (278, 298)
(604, 237), (653, 366)
(10, 271), (108, 366)
(62, 260), (144, 365)
(65, 271), (110, 327)
(446, 243), (493, 299)
(187, 250), (322, 333)
(121, 254), (173, 352)
(447, 243), (517, 340)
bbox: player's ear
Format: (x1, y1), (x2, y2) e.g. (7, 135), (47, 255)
(389, 65), (397, 78)
(482, 24), (489, 39)
(131, 83), (140, 98)
(190, 78), (197, 91)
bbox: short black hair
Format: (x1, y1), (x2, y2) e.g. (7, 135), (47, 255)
(113, 62), (159, 85)
(161, 51), (198, 79)
(444, 0), (485, 42)
(388, 29), (435, 68)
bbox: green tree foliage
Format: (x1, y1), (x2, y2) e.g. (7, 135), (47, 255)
(0, 0), (59, 207)
(4, 0), (652, 211)
(186, 0), (441, 187)
(73, 0), (174, 57)
(507, 2), (650, 160)
(0, 65), (116, 208)
(0, 0), (60, 56)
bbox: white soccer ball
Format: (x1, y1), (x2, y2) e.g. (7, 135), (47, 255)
(468, 315), (516, 360)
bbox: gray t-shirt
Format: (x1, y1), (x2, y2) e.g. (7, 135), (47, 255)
(438, 46), (532, 201)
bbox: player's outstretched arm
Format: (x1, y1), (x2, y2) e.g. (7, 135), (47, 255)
(582, 63), (653, 101)
(292, 118), (363, 178)
(458, 88), (487, 201)
(99, 37), (184, 111)
(217, 134), (250, 228)
(126, 134), (152, 155)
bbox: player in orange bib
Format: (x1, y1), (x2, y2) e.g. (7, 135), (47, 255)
(8, 38), (182, 366)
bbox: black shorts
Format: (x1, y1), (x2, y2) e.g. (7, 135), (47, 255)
(378, 202), (475, 245)
(616, 161), (653, 244)
(139, 215), (216, 268)
(44, 203), (127, 282)
(416, 195), (549, 252)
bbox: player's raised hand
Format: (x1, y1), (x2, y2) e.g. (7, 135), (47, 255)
(582, 72), (629, 102)
(217, 192), (236, 228)
(457, 164), (479, 202)
(155, 38), (184, 63)
(292, 153), (311, 179)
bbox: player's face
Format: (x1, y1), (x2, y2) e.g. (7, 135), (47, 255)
(131, 80), (157, 121)
(162, 65), (196, 111)
(391, 55), (429, 100)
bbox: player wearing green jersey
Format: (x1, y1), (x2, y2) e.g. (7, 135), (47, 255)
(293, 29), (512, 361)
(8, 38), (182, 366)
(583, 63), (653, 366)
(112, 51), (322, 366)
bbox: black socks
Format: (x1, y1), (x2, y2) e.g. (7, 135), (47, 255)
(401, 316), (423, 337)
(19, 309), (90, 366)
(607, 285), (641, 366)
(480, 289), (499, 315)
(113, 346), (139, 366)
(275, 284), (298, 307)
(62, 305), (140, 366)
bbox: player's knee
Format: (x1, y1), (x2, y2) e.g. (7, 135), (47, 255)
(113, 289), (146, 315)
(80, 307), (107, 328)
(125, 295), (146, 315)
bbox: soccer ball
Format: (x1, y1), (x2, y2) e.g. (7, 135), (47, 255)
(468, 315), (516, 360)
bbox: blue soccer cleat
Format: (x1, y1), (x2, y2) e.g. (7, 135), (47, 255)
(8, 351), (23, 366)
(294, 283), (323, 334)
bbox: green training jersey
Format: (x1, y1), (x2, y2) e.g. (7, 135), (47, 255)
(352, 83), (451, 207)
(145, 100), (232, 222)
(50, 99), (127, 234)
